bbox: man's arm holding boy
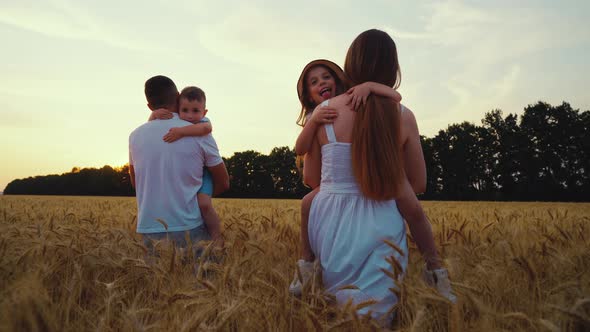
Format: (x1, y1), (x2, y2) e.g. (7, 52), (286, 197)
(128, 143), (136, 189)
(208, 162), (229, 196)
(201, 136), (229, 195)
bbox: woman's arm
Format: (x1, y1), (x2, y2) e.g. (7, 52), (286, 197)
(302, 138), (321, 189)
(401, 109), (426, 194)
(396, 178), (441, 270)
(163, 122), (213, 143)
(397, 179), (456, 302)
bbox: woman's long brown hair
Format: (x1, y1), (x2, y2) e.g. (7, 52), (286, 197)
(344, 29), (405, 201)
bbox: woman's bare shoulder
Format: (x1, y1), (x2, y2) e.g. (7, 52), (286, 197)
(400, 104), (417, 124)
(328, 94), (352, 109)
(399, 104), (419, 142)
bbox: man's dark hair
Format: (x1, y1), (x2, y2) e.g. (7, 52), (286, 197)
(180, 86), (206, 102)
(144, 75), (179, 109)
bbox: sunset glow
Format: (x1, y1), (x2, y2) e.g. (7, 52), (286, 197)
(1, 0), (589, 191)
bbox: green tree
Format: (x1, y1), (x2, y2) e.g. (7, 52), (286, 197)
(267, 147), (308, 197)
(225, 150), (274, 197)
(433, 122), (489, 199)
(420, 135), (442, 198)
(519, 102), (583, 200)
(482, 110), (525, 199)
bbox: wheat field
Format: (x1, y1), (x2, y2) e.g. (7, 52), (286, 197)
(0, 196), (588, 331)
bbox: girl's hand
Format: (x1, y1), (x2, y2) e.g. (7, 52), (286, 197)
(310, 104), (338, 124)
(346, 83), (372, 111)
(152, 108), (173, 120)
(163, 127), (183, 143)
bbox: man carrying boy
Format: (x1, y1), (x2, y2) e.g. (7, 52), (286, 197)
(129, 75), (229, 256)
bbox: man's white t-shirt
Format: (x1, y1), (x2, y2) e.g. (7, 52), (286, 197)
(129, 113), (223, 233)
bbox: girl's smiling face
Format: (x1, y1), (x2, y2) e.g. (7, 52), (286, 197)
(305, 65), (336, 105)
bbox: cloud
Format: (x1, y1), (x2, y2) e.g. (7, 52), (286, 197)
(0, 0), (159, 52)
(0, 106), (36, 128)
(382, 27), (431, 41)
(197, 4), (344, 71)
(494, 65), (521, 100)
(381, 0), (590, 125)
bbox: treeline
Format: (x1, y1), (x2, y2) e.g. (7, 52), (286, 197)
(4, 166), (135, 197)
(421, 101), (589, 201)
(4, 101), (589, 201)
(3, 149), (307, 198)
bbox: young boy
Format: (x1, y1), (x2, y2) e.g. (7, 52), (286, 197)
(150, 86), (224, 248)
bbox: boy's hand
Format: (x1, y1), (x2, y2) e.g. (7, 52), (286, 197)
(212, 235), (225, 249)
(346, 83), (372, 111)
(163, 127), (184, 143)
(310, 104), (338, 124)
(153, 108), (173, 120)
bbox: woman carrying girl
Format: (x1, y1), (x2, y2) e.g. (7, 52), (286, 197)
(289, 59), (403, 294)
(294, 29), (455, 324)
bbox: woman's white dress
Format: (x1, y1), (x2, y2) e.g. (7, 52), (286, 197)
(308, 122), (408, 320)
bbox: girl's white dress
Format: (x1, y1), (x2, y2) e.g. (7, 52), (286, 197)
(308, 122), (408, 321)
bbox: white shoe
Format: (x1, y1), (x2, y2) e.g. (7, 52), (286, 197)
(423, 267), (457, 303)
(289, 259), (315, 296)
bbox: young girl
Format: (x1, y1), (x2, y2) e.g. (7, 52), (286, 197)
(291, 58), (456, 304)
(289, 59), (404, 294)
(150, 86), (224, 248)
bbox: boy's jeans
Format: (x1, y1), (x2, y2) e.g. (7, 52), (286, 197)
(142, 224), (211, 259)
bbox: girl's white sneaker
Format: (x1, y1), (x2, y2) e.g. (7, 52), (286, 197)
(423, 267), (457, 303)
(289, 259), (315, 295)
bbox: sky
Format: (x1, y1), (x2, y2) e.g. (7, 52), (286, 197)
(1, 0), (589, 191)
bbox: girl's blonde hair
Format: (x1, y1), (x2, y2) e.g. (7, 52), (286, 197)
(344, 29), (405, 201)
